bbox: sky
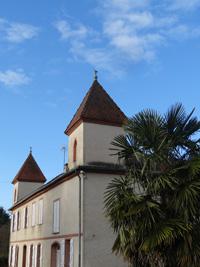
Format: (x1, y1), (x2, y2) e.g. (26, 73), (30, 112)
(0, 0), (200, 211)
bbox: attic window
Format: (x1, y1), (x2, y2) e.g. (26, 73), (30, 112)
(73, 139), (77, 162)
(14, 189), (17, 202)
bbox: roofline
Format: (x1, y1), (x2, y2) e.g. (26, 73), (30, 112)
(9, 164), (125, 211)
(65, 118), (125, 136)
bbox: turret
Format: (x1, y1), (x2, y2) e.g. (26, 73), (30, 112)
(65, 73), (126, 170)
(12, 149), (46, 204)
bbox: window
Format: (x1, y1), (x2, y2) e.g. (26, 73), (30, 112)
(29, 244), (34, 267)
(61, 239), (74, 267)
(22, 245), (27, 267)
(32, 203), (36, 227)
(15, 246), (19, 267)
(36, 244), (43, 267)
(23, 206), (29, 228)
(53, 199), (60, 233)
(17, 211), (21, 230)
(11, 214), (13, 232)
(14, 189), (17, 202)
(73, 139), (77, 162)
(9, 245), (19, 267)
(51, 242), (60, 267)
(38, 199), (43, 225)
(12, 213), (15, 232)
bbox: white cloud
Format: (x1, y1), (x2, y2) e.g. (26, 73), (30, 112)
(0, 19), (40, 43)
(169, 0), (200, 10)
(165, 25), (200, 40)
(0, 69), (31, 86)
(54, 0), (200, 76)
(54, 20), (87, 40)
(6, 23), (39, 43)
(100, 0), (150, 11)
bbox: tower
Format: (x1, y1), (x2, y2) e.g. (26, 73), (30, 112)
(65, 76), (126, 170)
(12, 150), (46, 204)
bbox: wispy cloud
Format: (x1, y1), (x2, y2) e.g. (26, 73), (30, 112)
(0, 19), (40, 43)
(169, 0), (200, 11)
(53, 20), (87, 41)
(54, 0), (200, 76)
(0, 69), (31, 86)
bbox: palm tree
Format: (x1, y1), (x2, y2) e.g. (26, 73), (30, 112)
(104, 103), (200, 267)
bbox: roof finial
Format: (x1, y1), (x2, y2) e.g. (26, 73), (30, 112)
(94, 70), (98, 81)
(30, 147), (32, 154)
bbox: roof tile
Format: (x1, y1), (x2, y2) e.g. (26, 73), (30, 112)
(65, 80), (126, 135)
(12, 153), (46, 184)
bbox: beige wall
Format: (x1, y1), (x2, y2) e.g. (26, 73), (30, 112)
(10, 176), (80, 267)
(68, 123), (84, 170)
(83, 123), (125, 165)
(13, 181), (44, 204)
(68, 122), (125, 170)
(83, 172), (127, 267)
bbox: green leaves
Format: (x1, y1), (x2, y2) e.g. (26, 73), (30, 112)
(105, 104), (200, 266)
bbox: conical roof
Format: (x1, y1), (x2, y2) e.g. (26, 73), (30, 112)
(12, 152), (46, 184)
(65, 80), (126, 135)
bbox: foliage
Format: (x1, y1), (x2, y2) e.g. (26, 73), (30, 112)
(105, 103), (200, 267)
(0, 207), (10, 266)
(0, 206), (10, 227)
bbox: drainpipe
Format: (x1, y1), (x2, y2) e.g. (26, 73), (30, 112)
(76, 170), (85, 267)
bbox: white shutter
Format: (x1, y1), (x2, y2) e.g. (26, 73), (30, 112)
(12, 246), (15, 267)
(40, 245), (43, 267)
(14, 212), (18, 231)
(56, 248), (60, 267)
(39, 199), (43, 224)
(61, 240), (65, 267)
(15, 246), (19, 267)
(9, 246), (11, 266)
(53, 202), (56, 233)
(32, 203), (36, 227)
(70, 239), (73, 267)
(32, 245), (35, 267)
(26, 207), (29, 228)
(18, 211), (21, 230)
(34, 245), (37, 267)
(23, 208), (26, 229)
(27, 245), (30, 267)
(57, 201), (60, 233)
(53, 201), (59, 233)
(11, 214), (13, 232)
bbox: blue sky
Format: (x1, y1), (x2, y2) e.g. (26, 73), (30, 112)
(1, 0), (200, 211)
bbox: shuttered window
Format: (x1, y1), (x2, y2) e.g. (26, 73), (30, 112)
(23, 206), (29, 228)
(53, 199), (60, 233)
(14, 212), (17, 231)
(15, 246), (19, 267)
(32, 203), (36, 227)
(61, 239), (73, 267)
(70, 239), (74, 267)
(38, 199), (43, 225)
(35, 244), (42, 267)
(17, 211), (21, 230)
(40, 245), (43, 267)
(11, 214), (13, 232)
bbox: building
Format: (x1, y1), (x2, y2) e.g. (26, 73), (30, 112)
(9, 75), (128, 267)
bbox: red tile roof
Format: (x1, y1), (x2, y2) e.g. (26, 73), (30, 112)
(12, 153), (46, 184)
(65, 80), (126, 135)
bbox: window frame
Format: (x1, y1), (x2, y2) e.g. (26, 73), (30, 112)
(53, 199), (60, 234)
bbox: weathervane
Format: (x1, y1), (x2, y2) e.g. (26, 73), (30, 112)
(61, 145), (67, 172)
(94, 70), (98, 81)
(30, 147), (32, 154)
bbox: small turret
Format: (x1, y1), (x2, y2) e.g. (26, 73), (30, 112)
(12, 149), (46, 204)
